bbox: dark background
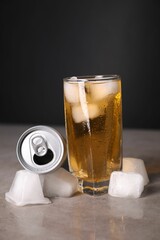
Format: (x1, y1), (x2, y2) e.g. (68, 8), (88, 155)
(1, 0), (160, 128)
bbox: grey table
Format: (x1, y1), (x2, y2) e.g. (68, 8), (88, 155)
(0, 124), (160, 240)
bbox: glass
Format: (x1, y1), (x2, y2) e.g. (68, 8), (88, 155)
(63, 75), (122, 195)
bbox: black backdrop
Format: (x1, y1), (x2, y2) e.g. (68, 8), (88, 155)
(1, 0), (160, 128)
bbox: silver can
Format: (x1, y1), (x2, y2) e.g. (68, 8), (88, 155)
(16, 125), (67, 174)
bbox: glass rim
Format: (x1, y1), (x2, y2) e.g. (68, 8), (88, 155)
(63, 74), (121, 82)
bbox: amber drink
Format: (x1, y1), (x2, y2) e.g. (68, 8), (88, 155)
(64, 75), (122, 195)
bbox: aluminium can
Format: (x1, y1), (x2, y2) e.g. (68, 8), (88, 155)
(16, 125), (67, 174)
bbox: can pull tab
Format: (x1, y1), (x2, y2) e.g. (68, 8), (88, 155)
(31, 135), (48, 157)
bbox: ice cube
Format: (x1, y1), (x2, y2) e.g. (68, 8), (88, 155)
(123, 158), (149, 186)
(64, 82), (80, 103)
(72, 104), (99, 123)
(88, 104), (100, 119)
(5, 170), (51, 206)
(43, 168), (78, 198)
(108, 171), (144, 198)
(90, 81), (118, 100)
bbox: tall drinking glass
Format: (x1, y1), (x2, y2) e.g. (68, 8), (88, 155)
(63, 75), (122, 195)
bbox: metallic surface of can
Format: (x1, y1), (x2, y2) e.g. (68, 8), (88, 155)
(16, 126), (67, 174)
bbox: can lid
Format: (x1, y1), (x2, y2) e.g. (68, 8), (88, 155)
(16, 125), (67, 174)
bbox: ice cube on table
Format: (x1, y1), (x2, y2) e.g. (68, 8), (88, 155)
(43, 168), (78, 198)
(5, 170), (51, 206)
(123, 158), (149, 186)
(72, 104), (99, 123)
(108, 171), (144, 198)
(90, 81), (119, 101)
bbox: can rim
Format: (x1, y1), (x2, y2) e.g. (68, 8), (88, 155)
(16, 125), (67, 174)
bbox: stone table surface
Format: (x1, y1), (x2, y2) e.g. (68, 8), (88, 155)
(0, 124), (160, 240)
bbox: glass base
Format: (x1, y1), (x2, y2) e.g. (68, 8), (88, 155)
(78, 180), (109, 196)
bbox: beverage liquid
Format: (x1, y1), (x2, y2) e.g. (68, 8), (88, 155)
(64, 78), (122, 193)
